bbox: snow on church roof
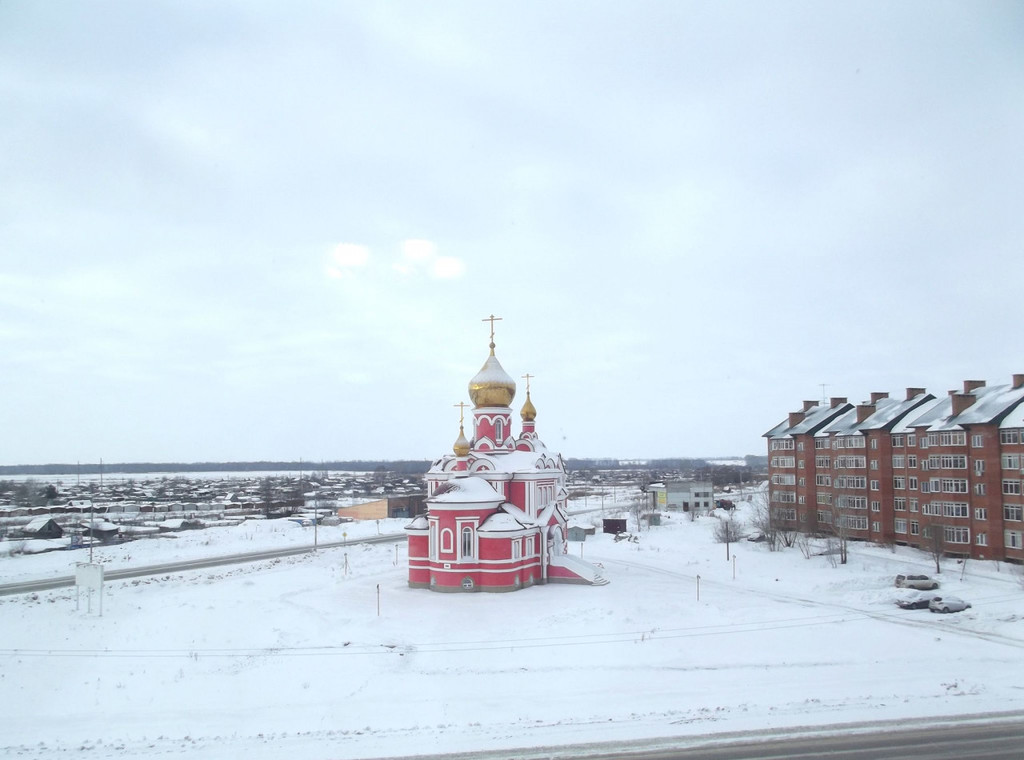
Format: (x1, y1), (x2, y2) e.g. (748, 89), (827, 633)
(478, 509), (529, 532)
(472, 448), (559, 473)
(404, 515), (428, 530)
(428, 444), (563, 476)
(429, 475), (503, 503)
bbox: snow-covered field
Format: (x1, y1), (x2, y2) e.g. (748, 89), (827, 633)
(2, 501), (1023, 759)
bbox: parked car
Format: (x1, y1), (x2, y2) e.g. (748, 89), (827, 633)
(895, 574), (939, 590)
(895, 590), (942, 609)
(929, 596), (972, 613)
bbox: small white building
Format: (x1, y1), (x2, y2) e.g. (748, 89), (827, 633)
(648, 481), (714, 512)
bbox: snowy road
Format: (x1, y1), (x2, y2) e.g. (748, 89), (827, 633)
(0, 532), (404, 596)
(369, 713), (1024, 759)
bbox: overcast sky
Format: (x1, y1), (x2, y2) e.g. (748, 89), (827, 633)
(2, 1), (1023, 466)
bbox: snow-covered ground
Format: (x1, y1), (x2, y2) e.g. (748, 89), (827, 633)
(1, 500), (1023, 759)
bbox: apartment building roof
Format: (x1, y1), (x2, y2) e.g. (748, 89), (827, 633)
(899, 383), (1024, 432)
(858, 393), (935, 431)
(808, 394), (935, 438)
(953, 384), (1024, 426)
(1001, 401), (1024, 429)
(767, 377), (1024, 440)
(890, 396), (945, 434)
(764, 400), (853, 439)
(821, 407), (860, 437)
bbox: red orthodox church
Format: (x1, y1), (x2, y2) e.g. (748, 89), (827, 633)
(405, 319), (608, 592)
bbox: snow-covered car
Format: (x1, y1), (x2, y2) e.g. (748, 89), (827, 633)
(894, 590), (941, 609)
(895, 574), (939, 590)
(928, 596), (972, 613)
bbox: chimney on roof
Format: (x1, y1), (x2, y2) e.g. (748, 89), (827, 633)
(803, 400), (817, 412)
(906, 387), (925, 400)
(964, 380), (986, 393)
(788, 411), (805, 427)
(1013, 374), (1024, 389)
(870, 392), (888, 404)
(830, 396), (847, 409)
(856, 403), (875, 423)
(951, 393), (976, 417)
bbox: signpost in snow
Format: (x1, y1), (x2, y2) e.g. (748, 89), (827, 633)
(76, 562), (104, 616)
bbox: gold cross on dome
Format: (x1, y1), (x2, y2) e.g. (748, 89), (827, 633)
(481, 314), (502, 347)
(522, 373), (533, 393)
(453, 401), (468, 425)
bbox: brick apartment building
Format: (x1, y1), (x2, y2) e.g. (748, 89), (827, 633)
(764, 375), (1024, 563)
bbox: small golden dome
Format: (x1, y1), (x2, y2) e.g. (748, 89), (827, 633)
(453, 424), (471, 457)
(468, 348), (516, 408)
(520, 391), (536, 422)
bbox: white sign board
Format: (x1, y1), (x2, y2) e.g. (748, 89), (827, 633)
(76, 562), (104, 615)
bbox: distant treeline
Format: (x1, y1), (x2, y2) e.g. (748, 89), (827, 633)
(565, 456), (768, 471)
(0, 460), (434, 476)
(1, 455), (768, 477)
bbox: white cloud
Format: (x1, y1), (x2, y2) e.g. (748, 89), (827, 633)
(431, 256), (466, 279)
(391, 238), (463, 279)
(401, 238), (437, 261)
(326, 243), (370, 279)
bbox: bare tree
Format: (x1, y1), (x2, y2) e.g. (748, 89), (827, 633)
(925, 524), (945, 575)
(713, 514), (742, 560)
(630, 492), (650, 531)
(750, 485), (780, 551)
(827, 506), (850, 565)
(260, 477), (276, 518)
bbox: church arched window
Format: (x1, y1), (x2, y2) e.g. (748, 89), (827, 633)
(495, 418), (504, 443)
(441, 528), (453, 555)
(461, 526), (474, 559)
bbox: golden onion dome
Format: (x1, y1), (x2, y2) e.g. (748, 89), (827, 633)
(453, 424), (471, 457)
(468, 347), (516, 408)
(520, 391), (536, 422)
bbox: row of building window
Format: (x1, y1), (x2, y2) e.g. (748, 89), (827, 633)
(777, 427), (1024, 453)
(802, 453), (1020, 472)
(778, 490), (1024, 522)
(791, 511), (1024, 549)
